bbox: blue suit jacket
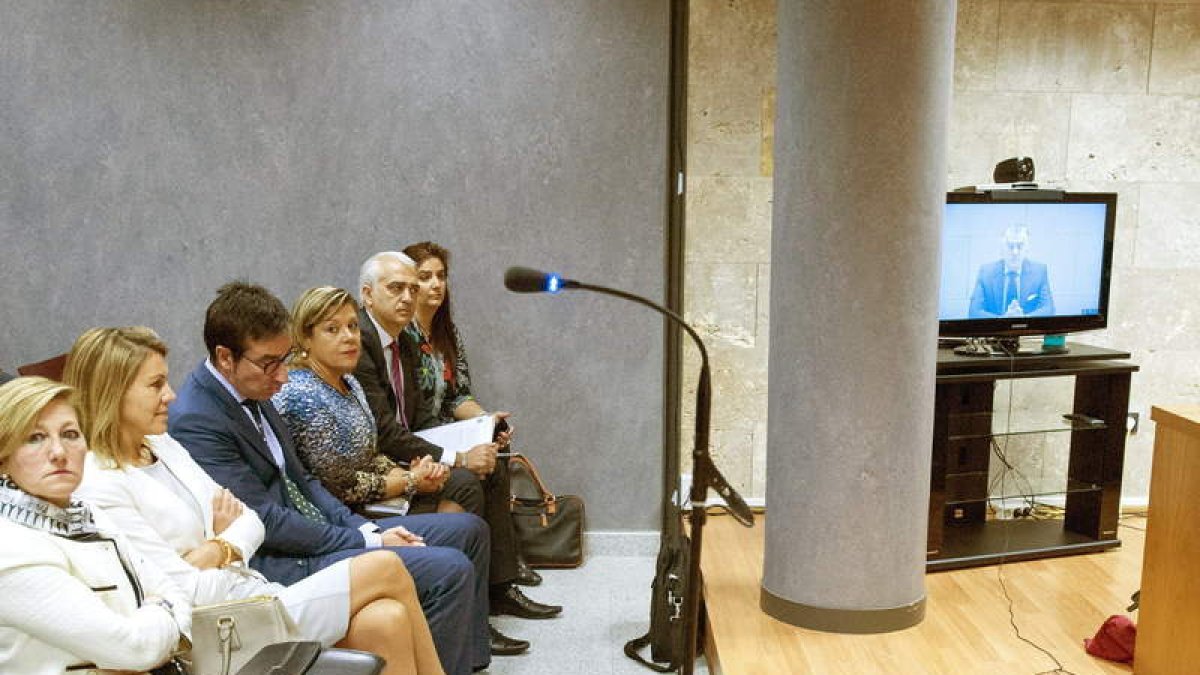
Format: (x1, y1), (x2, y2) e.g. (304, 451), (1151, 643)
(968, 259), (1055, 319)
(168, 361), (373, 585)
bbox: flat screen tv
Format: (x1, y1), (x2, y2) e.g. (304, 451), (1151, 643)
(938, 190), (1117, 340)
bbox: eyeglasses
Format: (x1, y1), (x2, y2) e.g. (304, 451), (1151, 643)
(241, 349), (295, 376)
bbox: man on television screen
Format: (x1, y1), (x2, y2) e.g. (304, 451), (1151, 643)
(968, 224), (1055, 318)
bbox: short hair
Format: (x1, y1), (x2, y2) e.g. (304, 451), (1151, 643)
(203, 281), (291, 359)
(357, 251), (417, 303)
(0, 377), (76, 469)
(63, 327), (168, 469)
(289, 287), (359, 370)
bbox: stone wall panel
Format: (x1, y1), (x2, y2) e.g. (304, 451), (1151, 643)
(954, 0), (1000, 92)
(1134, 182), (1200, 268)
(996, 2), (1153, 93)
(1069, 95), (1200, 182)
(947, 91), (1072, 187)
(685, 176), (773, 263)
(1150, 5), (1200, 95)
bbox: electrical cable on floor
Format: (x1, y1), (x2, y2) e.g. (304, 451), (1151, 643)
(996, 563), (1078, 675)
(991, 347), (1078, 675)
(1117, 512), (1147, 532)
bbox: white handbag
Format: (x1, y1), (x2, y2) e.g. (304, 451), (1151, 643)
(189, 595), (299, 675)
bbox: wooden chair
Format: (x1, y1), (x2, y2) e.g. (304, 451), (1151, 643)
(16, 353), (69, 381)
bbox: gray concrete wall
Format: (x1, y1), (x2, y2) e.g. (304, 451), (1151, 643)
(0, 0), (669, 530)
(686, 0), (1200, 509)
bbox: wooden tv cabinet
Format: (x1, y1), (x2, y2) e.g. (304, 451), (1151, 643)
(926, 343), (1137, 571)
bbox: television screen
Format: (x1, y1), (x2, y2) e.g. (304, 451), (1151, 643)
(938, 191), (1116, 338)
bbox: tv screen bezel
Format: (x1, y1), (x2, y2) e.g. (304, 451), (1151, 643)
(938, 190), (1117, 339)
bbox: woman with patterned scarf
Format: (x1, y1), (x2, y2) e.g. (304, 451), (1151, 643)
(0, 376), (191, 674)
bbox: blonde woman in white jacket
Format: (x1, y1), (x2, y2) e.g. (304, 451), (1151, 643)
(68, 327), (445, 675)
(0, 376), (190, 675)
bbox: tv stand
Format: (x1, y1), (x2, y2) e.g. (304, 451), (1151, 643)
(927, 343), (1137, 571)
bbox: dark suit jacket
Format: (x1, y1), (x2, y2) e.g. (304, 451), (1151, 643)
(168, 361), (373, 585)
(354, 308), (442, 465)
(968, 259), (1055, 318)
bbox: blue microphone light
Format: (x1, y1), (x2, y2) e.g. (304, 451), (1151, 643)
(545, 274), (563, 293)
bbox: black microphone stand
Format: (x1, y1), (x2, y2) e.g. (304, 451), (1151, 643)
(559, 278), (753, 675)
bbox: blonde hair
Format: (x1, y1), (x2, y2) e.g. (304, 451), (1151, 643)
(290, 287), (359, 370)
(63, 327), (168, 468)
(0, 377), (76, 467)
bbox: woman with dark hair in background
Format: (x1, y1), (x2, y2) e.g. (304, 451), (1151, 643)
(0, 376), (190, 674)
(402, 242), (547, 589)
(401, 242), (512, 431)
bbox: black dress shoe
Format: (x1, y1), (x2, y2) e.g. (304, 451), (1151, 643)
(489, 585), (563, 620)
(489, 623), (530, 656)
(515, 557), (543, 586)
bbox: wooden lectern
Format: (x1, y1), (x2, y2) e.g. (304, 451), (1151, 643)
(1135, 405), (1200, 674)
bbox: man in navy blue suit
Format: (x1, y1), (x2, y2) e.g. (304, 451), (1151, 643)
(969, 224), (1055, 318)
(168, 281), (491, 675)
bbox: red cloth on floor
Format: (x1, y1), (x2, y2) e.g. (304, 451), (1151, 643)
(1084, 615), (1136, 664)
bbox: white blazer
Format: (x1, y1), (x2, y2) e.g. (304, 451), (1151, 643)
(0, 506), (190, 674)
(78, 434), (269, 605)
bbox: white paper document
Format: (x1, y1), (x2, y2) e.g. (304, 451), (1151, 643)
(412, 415), (495, 454)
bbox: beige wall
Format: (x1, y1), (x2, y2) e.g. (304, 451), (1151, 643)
(685, 0), (1200, 505)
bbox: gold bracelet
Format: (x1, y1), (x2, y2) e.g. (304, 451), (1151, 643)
(210, 537), (235, 568)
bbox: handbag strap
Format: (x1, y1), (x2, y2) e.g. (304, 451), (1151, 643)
(218, 616), (238, 675)
(623, 632), (676, 673)
(509, 454), (554, 502)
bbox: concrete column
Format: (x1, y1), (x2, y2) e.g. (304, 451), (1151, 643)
(761, 1), (956, 632)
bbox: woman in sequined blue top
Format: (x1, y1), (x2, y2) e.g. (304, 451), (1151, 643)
(274, 287), (442, 508)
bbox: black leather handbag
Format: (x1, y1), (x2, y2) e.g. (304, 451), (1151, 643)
(624, 515), (690, 672)
(508, 454), (585, 568)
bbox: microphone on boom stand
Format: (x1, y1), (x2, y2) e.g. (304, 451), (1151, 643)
(503, 266), (753, 524)
(504, 265), (754, 675)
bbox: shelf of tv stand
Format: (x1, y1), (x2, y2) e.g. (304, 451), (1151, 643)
(928, 519), (1121, 572)
(947, 410), (1110, 440)
(927, 342), (1137, 572)
(942, 483), (1102, 508)
(937, 342), (1131, 376)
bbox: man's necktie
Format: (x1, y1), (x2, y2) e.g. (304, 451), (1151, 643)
(388, 340), (409, 430)
(240, 399), (328, 524)
(1004, 270), (1019, 310)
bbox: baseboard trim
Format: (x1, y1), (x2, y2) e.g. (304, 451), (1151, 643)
(760, 586), (926, 634)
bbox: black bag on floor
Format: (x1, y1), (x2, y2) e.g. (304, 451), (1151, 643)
(624, 529), (690, 672)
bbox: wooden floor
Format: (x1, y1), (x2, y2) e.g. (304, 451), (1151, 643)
(700, 513), (1144, 675)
